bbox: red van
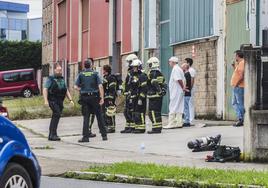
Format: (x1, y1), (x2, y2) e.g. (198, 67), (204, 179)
(0, 69), (39, 98)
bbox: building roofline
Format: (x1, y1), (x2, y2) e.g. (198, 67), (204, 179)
(0, 1), (29, 13)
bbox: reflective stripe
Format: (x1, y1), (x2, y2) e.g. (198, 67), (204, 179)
(157, 76), (164, 83)
(135, 125), (146, 130)
(151, 79), (158, 84)
(130, 123), (136, 128)
(141, 114), (145, 125)
(152, 123), (162, 128)
(147, 94), (161, 98)
(140, 93), (146, 98)
(141, 82), (147, 86)
(109, 82), (117, 87)
(105, 96), (114, 99)
(152, 111), (156, 124)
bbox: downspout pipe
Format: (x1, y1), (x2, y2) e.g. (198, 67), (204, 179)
(112, 0), (119, 73)
(256, 0), (260, 46)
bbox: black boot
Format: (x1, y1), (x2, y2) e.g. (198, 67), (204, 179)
(120, 127), (132, 133)
(147, 128), (162, 134)
(48, 135), (61, 141)
(89, 132), (97, 138)
(132, 129), (146, 134)
(78, 137), (89, 143)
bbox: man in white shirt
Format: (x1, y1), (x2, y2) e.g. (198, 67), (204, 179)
(163, 56), (185, 129)
(185, 58), (196, 125)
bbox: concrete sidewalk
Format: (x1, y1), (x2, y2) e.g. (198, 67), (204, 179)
(15, 114), (268, 175)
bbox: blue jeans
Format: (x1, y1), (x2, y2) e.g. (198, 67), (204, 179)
(184, 96), (191, 124)
(232, 87), (245, 121)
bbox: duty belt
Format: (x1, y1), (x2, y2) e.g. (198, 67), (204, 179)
(81, 92), (99, 96)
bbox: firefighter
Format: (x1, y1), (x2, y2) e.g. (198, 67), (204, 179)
(129, 59), (148, 134)
(146, 57), (167, 134)
(121, 54), (138, 133)
(103, 65), (117, 133)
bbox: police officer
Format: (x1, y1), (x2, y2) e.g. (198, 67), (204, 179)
(121, 54), (138, 133)
(146, 57), (167, 134)
(43, 63), (74, 141)
(129, 59), (148, 134)
(75, 59), (107, 142)
(102, 65), (117, 133)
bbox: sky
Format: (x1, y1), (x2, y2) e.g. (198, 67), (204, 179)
(4, 0), (42, 18)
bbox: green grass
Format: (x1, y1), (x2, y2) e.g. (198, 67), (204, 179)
(2, 96), (82, 120)
(82, 162), (268, 187)
(2, 95), (125, 120)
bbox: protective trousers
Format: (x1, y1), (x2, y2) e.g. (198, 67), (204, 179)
(48, 99), (64, 137)
(104, 100), (116, 131)
(148, 97), (162, 131)
(123, 96), (135, 130)
(81, 95), (107, 138)
(133, 97), (146, 132)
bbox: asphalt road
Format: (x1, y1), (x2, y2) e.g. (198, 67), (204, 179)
(41, 176), (167, 188)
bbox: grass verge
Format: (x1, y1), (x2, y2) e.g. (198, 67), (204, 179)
(3, 95), (125, 120)
(64, 162), (268, 187)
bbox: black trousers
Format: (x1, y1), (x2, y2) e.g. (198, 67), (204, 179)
(133, 97), (146, 130)
(104, 99), (116, 130)
(48, 99), (64, 137)
(123, 96), (135, 129)
(81, 95), (107, 138)
(148, 97), (163, 131)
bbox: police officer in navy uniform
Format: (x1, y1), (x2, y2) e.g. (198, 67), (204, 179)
(43, 63), (74, 141)
(75, 59), (107, 142)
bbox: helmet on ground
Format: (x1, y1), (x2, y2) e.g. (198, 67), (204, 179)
(147, 57), (160, 69)
(130, 59), (142, 67)
(169, 56), (179, 63)
(106, 106), (116, 117)
(126, 54), (138, 63)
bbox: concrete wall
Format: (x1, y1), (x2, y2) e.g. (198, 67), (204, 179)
(173, 39), (218, 118)
(28, 18), (42, 41)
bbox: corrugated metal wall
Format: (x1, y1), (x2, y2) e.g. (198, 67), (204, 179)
(170, 0), (214, 44)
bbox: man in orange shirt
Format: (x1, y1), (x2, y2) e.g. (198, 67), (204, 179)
(231, 50), (245, 127)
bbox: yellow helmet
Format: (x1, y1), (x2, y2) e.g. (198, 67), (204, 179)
(147, 57), (160, 69)
(106, 106), (116, 117)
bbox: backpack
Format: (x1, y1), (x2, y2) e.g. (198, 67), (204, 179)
(206, 145), (241, 163)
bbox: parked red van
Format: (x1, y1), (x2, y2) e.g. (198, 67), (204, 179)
(0, 69), (39, 98)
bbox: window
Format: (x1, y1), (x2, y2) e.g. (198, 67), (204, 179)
(58, 0), (67, 37)
(0, 29), (6, 40)
(20, 72), (34, 81)
(21, 30), (27, 40)
(82, 0), (89, 31)
(3, 73), (20, 82)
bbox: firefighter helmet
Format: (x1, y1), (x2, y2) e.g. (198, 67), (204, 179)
(106, 106), (116, 117)
(147, 57), (160, 69)
(130, 59), (141, 67)
(126, 54), (138, 63)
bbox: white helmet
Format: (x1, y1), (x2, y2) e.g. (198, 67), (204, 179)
(147, 57), (160, 69)
(130, 59), (141, 67)
(169, 56), (179, 63)
(126, 54), (138, 63)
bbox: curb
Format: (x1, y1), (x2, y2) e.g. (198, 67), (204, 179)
(63, 171), (264, 188)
